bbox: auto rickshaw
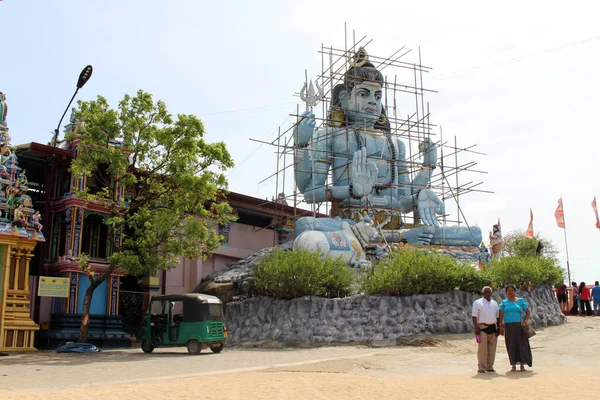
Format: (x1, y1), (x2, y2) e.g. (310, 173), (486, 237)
(139, 293), (227, 355)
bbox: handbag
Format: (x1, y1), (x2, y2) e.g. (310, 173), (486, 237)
(520, 299), (536, 339)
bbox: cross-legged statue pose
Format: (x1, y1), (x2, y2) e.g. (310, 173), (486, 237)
(292, 48), (481, 257)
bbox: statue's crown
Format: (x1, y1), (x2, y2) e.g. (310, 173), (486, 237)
(349, 47), (369, 68)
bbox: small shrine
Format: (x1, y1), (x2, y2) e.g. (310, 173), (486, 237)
(0, 92), (45, 352)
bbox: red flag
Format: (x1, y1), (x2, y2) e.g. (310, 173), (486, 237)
(526, 208), (534, 237)
(593, 197), (600, 230)
(555, 198), (565, 228)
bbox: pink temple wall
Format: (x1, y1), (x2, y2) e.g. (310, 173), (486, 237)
(161, 222), (278, 295)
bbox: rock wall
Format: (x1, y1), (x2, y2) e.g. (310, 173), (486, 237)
(225, 285), (565, 346)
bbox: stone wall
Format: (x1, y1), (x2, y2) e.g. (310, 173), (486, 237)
(225, 285), (565, 346)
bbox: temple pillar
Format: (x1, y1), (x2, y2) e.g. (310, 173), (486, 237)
(0, 238), (39, 352)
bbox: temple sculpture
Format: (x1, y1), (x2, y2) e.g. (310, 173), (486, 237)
(0, 91), (45, 352)
(0, 92), (7, 128)
(292, 48), (482, 266)
(489, 224), (502, 259)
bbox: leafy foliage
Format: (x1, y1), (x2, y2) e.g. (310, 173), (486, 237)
(502, 229), (559, 259)
(251, 249), (354, 299)
(70, 90), (235, 274)
(251, 245), (565, 299)
(488, 256), (564, 290)
(360, 248), (481, 296)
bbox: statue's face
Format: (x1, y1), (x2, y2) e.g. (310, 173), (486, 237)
(346, 82), (383, 123)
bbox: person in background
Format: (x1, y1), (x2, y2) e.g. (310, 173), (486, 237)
(591, 281), (600, 317)
(579, 282), (592, 317)
(472, 286), (500, 374)
(498, 284), (533, 372)
(569, 281), (580, 315)
(555, 282), (568, 312)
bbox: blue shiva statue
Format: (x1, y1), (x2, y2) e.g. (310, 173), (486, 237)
(292, 48), (482, 258)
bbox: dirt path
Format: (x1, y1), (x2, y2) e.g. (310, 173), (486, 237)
(1, 316), (598, 399)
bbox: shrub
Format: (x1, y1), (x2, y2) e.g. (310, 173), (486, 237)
(456, 262), (497, 292)
(251, 249), (354, 299)
(360, 248), (468, 296)
(489, 256), (564, 290)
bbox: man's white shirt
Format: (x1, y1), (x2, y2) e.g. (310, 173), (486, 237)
(472, 297), (499, 325)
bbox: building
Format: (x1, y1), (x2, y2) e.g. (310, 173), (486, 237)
(15, 111), (129, 349)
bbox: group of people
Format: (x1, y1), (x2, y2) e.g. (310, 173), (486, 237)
(559, 281), (600, 316)
(471, 285), (533, 374)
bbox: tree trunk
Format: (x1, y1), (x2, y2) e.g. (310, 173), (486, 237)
(78, 265), (117, 342)
(79, 282), (99, 342)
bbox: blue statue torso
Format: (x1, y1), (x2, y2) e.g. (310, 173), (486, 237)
(327, 127), (406, 209)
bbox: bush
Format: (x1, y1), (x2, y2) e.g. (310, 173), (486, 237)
(248, 246), (565, 299)
(360, 248), (470, 296)
(456, 263), (497, 293)
(251, 249), (354, 299)
(489, 256), (564, 290)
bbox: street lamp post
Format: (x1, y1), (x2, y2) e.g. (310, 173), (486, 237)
(51, 65), (93, 145)
(35, 65), (93, 324)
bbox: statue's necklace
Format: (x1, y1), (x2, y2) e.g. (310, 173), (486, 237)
(353, 129), (396, 194)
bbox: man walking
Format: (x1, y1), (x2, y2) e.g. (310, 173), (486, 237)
(472, 286), (500, 373)
(592, 281), (600, 317)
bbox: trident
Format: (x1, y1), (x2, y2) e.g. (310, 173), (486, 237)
(299, 79), (323, 112)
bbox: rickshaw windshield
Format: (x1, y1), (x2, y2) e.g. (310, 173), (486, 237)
(182, 301), (225, 322)
(150, 300), (168, 315)
(206, 304), (225, 320)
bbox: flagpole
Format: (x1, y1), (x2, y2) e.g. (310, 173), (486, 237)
(561, 197), (572, 284)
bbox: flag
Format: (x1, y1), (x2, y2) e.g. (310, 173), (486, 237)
(593, 197), (600, 230)
(526, 208), (534, 237)
(555, 198), (565, 228)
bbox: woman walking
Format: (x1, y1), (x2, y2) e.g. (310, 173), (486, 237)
(499, 285), (533, 371)
(579, 282), (592, 316)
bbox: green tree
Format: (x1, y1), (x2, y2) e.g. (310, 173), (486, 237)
(501, 229), (559, 259)
(69, 90), (235, 342)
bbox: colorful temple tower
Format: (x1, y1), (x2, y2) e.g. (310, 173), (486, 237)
(15, 106), (130, 348)
(0, 92), (46, 352)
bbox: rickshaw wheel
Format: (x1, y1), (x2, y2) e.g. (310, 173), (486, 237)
(141, 340), (154, 354)
(187, 340), (202, 355)
(210, 344), (224, 353)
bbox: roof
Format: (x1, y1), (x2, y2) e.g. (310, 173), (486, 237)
(226, 191), (327, 219)
(151, 293), (222, 304)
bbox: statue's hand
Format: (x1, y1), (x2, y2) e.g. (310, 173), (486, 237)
(419, 138), (437, 168)
(417, 189), (445, 227)
(294, 110), (316, 147)
(351, 147), (378, 198)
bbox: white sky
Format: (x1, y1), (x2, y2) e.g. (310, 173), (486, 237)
(1, 0), (599, 284)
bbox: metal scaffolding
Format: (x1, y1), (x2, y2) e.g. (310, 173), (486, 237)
(250, 30), (490, 235)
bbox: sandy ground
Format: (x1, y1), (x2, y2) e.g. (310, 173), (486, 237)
(1, 315), (598, 399)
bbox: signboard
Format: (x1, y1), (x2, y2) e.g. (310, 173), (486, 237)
(38, 276), (70, 298)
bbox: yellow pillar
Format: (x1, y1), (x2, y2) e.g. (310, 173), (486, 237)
(11, 248), (21, 290)
(0, 240), (39, 352)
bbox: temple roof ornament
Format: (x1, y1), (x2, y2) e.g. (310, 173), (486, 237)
(0, 92), (7, 128)
(0, 91), (44, 242)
